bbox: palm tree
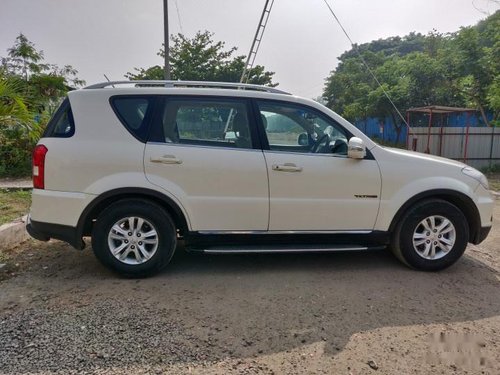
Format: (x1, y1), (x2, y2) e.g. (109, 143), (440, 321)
(0, 74), (36, 136)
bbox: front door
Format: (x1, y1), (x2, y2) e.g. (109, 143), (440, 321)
(256, 100), (381, 231)
(145, 96), (269, 231)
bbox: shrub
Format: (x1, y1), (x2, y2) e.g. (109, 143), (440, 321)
(0, 125), (35, 177)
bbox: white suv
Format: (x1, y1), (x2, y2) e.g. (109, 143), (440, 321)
(27, 81), (494, 276)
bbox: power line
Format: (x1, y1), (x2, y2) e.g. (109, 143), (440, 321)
(472, 0), (500, 16)
(321, 0), (410, 130)
(173, 0), (184, 34)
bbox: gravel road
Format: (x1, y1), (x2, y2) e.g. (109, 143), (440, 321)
(1, 203), (499, 374)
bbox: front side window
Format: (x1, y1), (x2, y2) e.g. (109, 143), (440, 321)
(156, 98), (253, 149)
(257, 101), (349, 155)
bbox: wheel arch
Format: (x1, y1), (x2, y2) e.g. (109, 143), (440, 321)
(77, 188), (190, 240)
(388, 189), (481, 243)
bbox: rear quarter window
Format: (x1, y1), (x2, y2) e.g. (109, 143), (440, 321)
(110, 96), (155, 142)
(43, 98), (75, 138)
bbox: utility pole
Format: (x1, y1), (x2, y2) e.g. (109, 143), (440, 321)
(163, 0), (171, 80)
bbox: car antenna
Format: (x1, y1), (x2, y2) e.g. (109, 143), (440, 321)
(103, 74), (115, 88)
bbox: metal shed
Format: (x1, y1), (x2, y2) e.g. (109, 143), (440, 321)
(405, 106), (499, 168)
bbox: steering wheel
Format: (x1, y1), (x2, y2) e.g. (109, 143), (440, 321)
(310, 133), (330, 153)
(331, 138), (348, 154)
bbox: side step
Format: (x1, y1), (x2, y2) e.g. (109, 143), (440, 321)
(195, 244), (386, 254)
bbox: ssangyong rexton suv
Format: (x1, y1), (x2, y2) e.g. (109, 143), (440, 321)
(26, 80), (494, 276)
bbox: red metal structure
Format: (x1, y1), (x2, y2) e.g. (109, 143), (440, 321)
(406, 106), (477, 160)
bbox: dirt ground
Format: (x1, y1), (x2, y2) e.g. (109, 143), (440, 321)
(0, 203), (499, 375)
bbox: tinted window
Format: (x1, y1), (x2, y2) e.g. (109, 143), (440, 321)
(155, 98), (253, 149)
(257, 101), (349, 155)
(111, 97), (154, 142)
(43, 98), (75, 138)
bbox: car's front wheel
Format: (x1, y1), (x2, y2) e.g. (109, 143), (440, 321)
(91, 199), (177, 277)
(390, 199), (469, 271)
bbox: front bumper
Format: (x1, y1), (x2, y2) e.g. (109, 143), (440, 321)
(472, 225), (492, 245)
(26, 214), (85, 250)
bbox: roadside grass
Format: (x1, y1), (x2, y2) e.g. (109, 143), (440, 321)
(486, 173), (500, 192)
(0, 250), (8, 263)
(0, 190), (31, 226)
(482, 164), (500, 192)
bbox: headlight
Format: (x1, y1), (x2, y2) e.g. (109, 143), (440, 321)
(462, 167), (489, 189)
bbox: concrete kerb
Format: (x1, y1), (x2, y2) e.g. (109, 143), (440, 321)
(0, 187), (32, 192)
(0, 215), (30, 252)
(0, 183), (32, 252)
(0, 178), (32, 191)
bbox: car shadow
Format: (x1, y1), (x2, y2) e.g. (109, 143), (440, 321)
(154, 246), (500, 359)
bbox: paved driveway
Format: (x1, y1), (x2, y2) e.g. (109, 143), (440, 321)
(1, 203), (499, 374)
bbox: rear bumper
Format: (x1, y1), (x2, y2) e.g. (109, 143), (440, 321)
(26, 215), (85, 250)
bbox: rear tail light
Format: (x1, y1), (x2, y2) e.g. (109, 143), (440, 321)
(33, 145), (48, 189)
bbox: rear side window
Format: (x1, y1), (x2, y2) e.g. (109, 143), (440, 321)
(150, 97), (254, 149)
(111, 96), (154, 142)
(43, 98), (75, 138)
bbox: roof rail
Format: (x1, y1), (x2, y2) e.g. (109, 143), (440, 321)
(84, 80), (290, 95)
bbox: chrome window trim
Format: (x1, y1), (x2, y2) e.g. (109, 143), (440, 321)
(263, 150), (349, 158)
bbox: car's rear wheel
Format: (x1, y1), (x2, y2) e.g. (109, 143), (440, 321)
(92, 199), (176, 277)
(390, 199), (469, 271)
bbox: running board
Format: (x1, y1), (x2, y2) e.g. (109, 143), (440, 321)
(198, 244), (386, 254)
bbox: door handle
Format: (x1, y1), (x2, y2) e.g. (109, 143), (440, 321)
(150, 155), (183, 164)
(272, 163), (302, 172)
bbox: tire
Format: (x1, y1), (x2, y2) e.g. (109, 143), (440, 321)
(390, 199), (469, 271)
(91, 199), (177, 277)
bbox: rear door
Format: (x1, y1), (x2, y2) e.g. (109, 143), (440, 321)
(144, 96), (269, 231)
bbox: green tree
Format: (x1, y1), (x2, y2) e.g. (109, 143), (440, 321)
(487, 76), (500, 126)
(449, 27), (494, 125)
(0, 73), (38, 177)
(340, 32), (426, 60)
(323, 10), (500, 136)
(126, 31), (276, 86)
(0, 34), (84, 176)
(1, 33), (84, 114)
(324, 51), (411, 143)
(323, 51), (380, 121)
(2, 33), (44, 81)
(0, 74), (34, 131)
(447, 11), (500, 126)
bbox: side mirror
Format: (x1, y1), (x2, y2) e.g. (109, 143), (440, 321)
(297, 133), (309, 146)
(348, 137), (366, 159)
